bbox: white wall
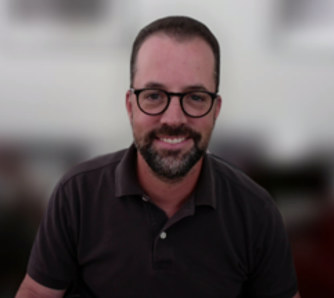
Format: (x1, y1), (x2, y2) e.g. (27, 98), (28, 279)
(1, 0), (333, 160)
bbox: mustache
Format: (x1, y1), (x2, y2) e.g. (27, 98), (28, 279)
(146, 124), (201, 142)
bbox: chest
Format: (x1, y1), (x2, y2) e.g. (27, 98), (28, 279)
(74, 197), (249, 297)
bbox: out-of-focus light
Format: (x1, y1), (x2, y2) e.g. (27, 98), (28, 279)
(274, 0), (334, 51)
(9, 0), (108, 22)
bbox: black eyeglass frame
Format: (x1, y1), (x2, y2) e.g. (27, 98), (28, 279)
(130, 88), (218, 118)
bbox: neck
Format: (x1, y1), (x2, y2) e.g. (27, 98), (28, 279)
(137, 153), (203, 218)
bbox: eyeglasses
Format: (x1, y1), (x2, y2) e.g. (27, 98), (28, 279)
(130, 88), (218, 118)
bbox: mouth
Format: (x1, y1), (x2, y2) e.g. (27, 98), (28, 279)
(144, 124), (201, 151)
(159, 137), (186, 144)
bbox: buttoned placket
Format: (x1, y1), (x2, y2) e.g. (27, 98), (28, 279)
(142, 194), (195, 270)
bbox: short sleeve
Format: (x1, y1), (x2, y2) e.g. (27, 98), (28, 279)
(245, 200), (298, 297)
(27, 181), (78, 289)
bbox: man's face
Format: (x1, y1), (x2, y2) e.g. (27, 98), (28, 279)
(126, 34), (221, 181)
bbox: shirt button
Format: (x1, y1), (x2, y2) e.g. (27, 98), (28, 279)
(142, 196), (149, 202)
(160, 231), (167, 239)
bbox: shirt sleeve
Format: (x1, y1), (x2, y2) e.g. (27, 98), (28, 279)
(27, 181), (78, 289)
(245, 198), (298, 298)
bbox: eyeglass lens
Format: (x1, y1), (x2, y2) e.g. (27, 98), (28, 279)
(138, 89), (212, 117)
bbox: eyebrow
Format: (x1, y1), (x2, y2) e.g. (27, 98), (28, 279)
(143, 82), (210, 92)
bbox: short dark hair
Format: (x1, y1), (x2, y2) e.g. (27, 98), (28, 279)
(130, 16), (220, 92)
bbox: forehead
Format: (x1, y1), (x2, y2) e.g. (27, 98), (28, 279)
(134, 34), (216, 91)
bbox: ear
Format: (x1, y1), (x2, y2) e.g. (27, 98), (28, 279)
(126, 90), (133, 120)
(214, 95), (222, 120)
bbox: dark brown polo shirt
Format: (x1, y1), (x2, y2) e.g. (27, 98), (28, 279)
(27, 144), (298, 297)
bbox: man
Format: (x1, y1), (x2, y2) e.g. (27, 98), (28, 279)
(16, 16), (300, 297)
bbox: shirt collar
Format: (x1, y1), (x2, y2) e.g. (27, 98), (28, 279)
(193, 152), (217, 209)
(115, 144), (216, 209)
(115, 144), (143, 197)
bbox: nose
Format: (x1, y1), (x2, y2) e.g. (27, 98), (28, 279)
(159, 96), (187, 126)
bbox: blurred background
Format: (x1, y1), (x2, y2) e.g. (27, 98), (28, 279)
(0, 0), (333, 296)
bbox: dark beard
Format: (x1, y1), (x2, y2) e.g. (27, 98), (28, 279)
(136, 124), (205, 181)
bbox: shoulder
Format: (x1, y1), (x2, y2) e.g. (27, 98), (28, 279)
(207, 153), (278, 216)
(206, 153), (288, 252)
(45, 148), (130, 218)
(59, 148), (128, 186)
(208, 153), (270, 198)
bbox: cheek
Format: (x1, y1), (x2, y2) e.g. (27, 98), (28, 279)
(195, 119), (216, 145)
(193, 118), (215, 133)
(132, 112), (159, 135)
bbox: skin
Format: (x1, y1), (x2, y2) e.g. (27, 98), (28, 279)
(126, 33), (222, 218)
(15, 274), (65, 297)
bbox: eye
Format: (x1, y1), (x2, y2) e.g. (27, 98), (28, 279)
(188, 92), (207, 102)
(142, 90), (164, 101)
(148, 93), (162, 100)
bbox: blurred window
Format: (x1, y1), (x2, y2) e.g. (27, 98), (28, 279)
(275, 0), (334, 50)
(10, 0), (106, 21)
(281, 0), (334, 26)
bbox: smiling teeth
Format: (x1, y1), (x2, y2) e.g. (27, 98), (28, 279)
(161, 137), (185, 144)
